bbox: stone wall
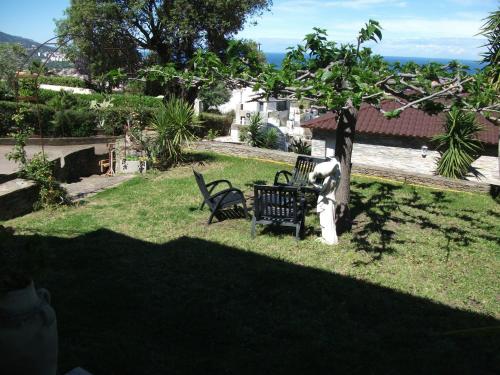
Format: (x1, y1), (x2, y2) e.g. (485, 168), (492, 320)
(0, 136), (119, 146)
(191, 141), (496, 194)
(310, 130), (498, 157)
(53, 147), (107, 183)
(0, 179), (40, 220)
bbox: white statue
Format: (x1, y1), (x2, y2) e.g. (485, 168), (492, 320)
(308, 159), (342, 245)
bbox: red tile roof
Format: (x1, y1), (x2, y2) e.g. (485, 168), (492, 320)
(302, 101), (499, 145)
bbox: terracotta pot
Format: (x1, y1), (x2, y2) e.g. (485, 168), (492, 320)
(0, 281), (58, 375)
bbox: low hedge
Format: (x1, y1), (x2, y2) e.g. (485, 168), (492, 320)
(100, 107), (157, 135)
(51, 110), (97, 137)
(37, 89), (164, 109)
(0, 100), (158, 137)
(0, 101), (55, 136)
(38, 76), (88, 88)
(197, 112), (233, 138)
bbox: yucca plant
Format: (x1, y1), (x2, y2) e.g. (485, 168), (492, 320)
(290, 138), (311, 155)
(433, 107), (483, 179)
(261, 128), (279, 149)
(246, 113), (264, 147)
(150, 97), (200, 167)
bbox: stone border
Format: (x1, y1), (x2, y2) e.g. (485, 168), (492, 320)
(0, 179), (40, 220)
(1, 147), (108, 184)
(191, 141), (498, 194)
(0, 136), (119, 146)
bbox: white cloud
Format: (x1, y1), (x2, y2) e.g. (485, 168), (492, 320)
(371, 37), (487, 59)
(274, 0), (408, 10)
(239, 0), (492, 58)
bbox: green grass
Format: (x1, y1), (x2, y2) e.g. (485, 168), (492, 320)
(3, 152), (500, 374)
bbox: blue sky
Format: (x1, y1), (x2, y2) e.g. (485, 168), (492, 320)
(0, 0), (497, 59)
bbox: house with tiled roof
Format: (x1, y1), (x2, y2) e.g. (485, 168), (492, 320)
(302, 100), (499, 158)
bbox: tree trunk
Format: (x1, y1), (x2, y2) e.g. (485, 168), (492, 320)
(334, 102), (358, 233)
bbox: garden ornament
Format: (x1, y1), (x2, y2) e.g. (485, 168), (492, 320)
(308, 158), (342, 245)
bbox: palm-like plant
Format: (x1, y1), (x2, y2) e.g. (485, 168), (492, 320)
(478, 9), (499, 89)
(150, 97), (200, 167)
(246, 112), (264, 147)
(433, 107), (483, 179)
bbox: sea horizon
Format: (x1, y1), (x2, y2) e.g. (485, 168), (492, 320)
(264, 52), (485, 72)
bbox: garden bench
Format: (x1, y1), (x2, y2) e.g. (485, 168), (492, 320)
(251, 184), (306, 241)
(194, 170), (248, 224)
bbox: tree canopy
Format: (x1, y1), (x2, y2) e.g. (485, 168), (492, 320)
(56, 0), (272, 79)
(143, 18), (499, 229)
(0, 43), (26, 97)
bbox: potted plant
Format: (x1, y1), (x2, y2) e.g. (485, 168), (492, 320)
(0, 225), (58, 375)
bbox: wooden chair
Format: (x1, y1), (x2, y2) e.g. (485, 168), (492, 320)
(251, 185), (306, 241)
(193, 170), (248, 224)
(274, 155), (327, 190)
(99, 143), (116, 176)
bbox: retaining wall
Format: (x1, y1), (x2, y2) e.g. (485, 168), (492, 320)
(0, 136), (119, 146)
(0, 179), (40, 220)
(191, 141), (498, 195)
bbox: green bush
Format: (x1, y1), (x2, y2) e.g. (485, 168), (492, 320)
(261, 127), (279, 149)
(100, 107), (156, 135)
(1, 92), (161, 137)
(290, 138), (311, 155)
(37, 89), (163, 108)
(46, 90), (78, 111)
(197, 112), (233, 138)
(37, 89), (164, 109)
(21, 153), (69, 209)
(51, 110), (96, 137)
(0, 101), (54, 136)
(38, 75), (87, 88)
(18, 78), (39, 97)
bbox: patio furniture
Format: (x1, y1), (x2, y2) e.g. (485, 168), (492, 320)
(99, 143), (116, 176)
(194, 170), (248, 224)
(274, 155), (327, 191)
(251, 184), (306, 241)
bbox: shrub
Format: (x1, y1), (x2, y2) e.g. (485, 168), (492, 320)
(100, 107), (156, 135)
(198, 82), (231, 110)
(0, 101), (54, 136)
(433, 107), (483, 179)
(206, 129), (220, 141)
(290, 138), (311, 155)
(21, 153), (69, 209)
(0, 80), (15, 101)
(6, 109), (69, 209)
(51, 110), (96, 137)
(239, 125), (249, 143)
(46, 90), (78, 111)
(238, 114), (281, 149)
(18, 78), (39, 97)
(197, 112), (233, 138)
(37, 89), (164, 108)
(124, 80), (147, 95)
(261, 127), (279, 149)
(38, 75), (87, 88)
(150, 97), (200, 167)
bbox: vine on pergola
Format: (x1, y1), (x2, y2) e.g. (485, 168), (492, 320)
(144, 19), (499, 231)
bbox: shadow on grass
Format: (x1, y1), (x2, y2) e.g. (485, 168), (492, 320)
(350, 180), (499, 263)
(3, 230), (499, 374)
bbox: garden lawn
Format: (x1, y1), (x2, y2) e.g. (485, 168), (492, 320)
(3, 152), (500, 374)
